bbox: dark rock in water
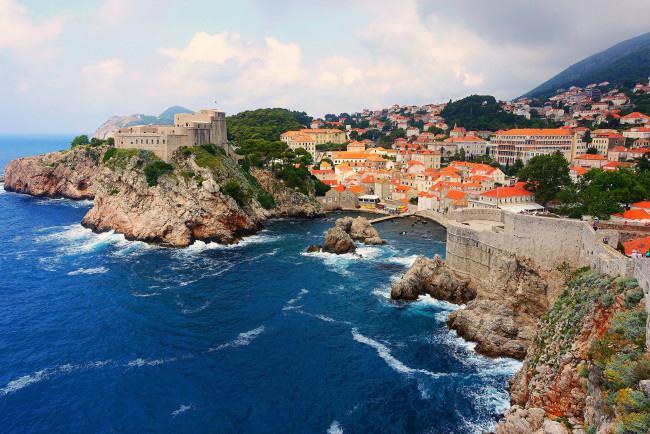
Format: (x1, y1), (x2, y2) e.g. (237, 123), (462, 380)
(306, 244), (322, 253)
(308, 216), (386, 254)
(322, 226), (356, 254)
(391, 254), (474, 302)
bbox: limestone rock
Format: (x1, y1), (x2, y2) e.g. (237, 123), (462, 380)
(349, 217), (386, 245)
(4, 146), (105, 199)
(5, 146), (322, 247)
(541, 420), (570, 434)
(390, 254), (474, 302)
(306, 244), (322, 253)
(496, 406), (546, 434)
(639, 380), (650, 398)
(322, 226), (356, 255)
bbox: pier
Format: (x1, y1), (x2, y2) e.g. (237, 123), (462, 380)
(369, 210), (448, 228)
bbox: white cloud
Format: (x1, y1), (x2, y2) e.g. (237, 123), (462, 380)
(0, 0), (64, 51)
(82, 57), (125, 92)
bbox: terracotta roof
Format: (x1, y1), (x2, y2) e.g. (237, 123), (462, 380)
(331, 185), (346, 192)
(613, 209), (650, 220)
(481, 187), (533, 198)
(349, 186), (365, 194)
(623, 236), (650, 256)
(496, 128), (572, 136)
(445, 190), (467, 200)
(622, 112), (650, 118)
(576, 154), (607, 160)
(631, 201), (650, 210)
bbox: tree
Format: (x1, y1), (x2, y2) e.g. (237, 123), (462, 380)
(586, 147), (598, 154)
(580, 168), (649, 218)
(389, 128), (406, 140)
(516, 152), (571, 206)
(636, 152), (650, 172)
(349, 131), (360, 141)
(583, 130), (592, 144)
(71, 135), (89, 148)
(512, 158), (524, 175)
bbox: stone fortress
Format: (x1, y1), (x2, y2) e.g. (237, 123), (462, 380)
(113, 109), (229, 162)
(443, 208), (650, 345)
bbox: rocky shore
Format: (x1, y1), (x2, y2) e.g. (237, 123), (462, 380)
(4, 145), (323, 247)
(306, 216), (386, 254)
(392, 252), (554, 360)
(392, 253), (650, 432)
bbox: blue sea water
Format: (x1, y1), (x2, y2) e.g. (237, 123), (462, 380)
(0, 135), (521, 433)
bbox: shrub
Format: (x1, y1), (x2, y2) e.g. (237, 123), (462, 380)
(615, 388), (649, 413)
(103, 147), (117, 162)
(200, 143), (217, 156)
(143, 161), (174, 187)
(257, 191), (275, 210)
(624, 289), (644, 308)
(109, 189), (119, 195)
(222, 181), (246, 206)
(600, 293), (615, 307)
(611, 311), (648, 342)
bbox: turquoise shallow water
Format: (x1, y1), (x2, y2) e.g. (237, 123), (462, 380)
(0, 135), (520, 433)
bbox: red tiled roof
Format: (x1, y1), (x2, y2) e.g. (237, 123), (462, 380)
(631, 201), (650, 210)
(445, 190), (467, 200)
(613, 209), (650, 220)
(623, 236), (650, 256)
(481, 187), (533, 198)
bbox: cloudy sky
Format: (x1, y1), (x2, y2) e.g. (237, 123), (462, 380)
(1, 0), (650, 134)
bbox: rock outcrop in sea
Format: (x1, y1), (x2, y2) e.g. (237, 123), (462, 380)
(306, 216), (386, 254)
(4, 144), (323, 247)
(392, 252), (553, 359)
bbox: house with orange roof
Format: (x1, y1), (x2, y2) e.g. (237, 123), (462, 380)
(592, 132), (625, 155)
(574, 154), (610, 169)
(622, 236), (650, 257)
(374, 178), (395, 201)
(469, 186), (541, 212)
(570, 166), (589, 183)
(602, 161), (634, 171)
(612, 209), (650, 223)
(620, 112), (650, 125)
(450, 126), (467, 138)
(392, 185), (418, 201)
(309, 168), (337, 184)
(347, 141), (365, 152)
(489, 128), (580, 164)
(622, 127), (650, 140)
(322, 185), (358, 210)
(417, 191), (440, 212)
(608, 146), (650, 162)
(630, 201), (650, 212)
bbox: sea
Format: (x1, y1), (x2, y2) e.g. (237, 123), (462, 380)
(0, 135), (521, 433)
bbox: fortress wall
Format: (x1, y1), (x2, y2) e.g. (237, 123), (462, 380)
(447, 208), (504, 223)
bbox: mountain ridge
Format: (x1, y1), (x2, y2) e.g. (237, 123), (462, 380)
(91, 106), (195, 140)
(522, 32), (650, 99)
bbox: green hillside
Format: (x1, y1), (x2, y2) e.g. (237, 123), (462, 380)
(523, 32), (650, 99)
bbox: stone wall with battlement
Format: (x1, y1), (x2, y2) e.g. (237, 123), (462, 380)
(115, 109), (228, 162)
(445, 207), (650, 349)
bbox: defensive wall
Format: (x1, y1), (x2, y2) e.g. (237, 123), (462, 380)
(445, 208), (650, 347)
(114, 109), (236, 162)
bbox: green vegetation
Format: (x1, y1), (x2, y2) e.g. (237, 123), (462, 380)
(441, 95), (559, 130)
(516, 152), (571, 206)
(143, 160), (174, 187)
(222, 181), (247, 206)
(226, 108), (310, 143)
(523, 31), (650, 99)
(578, 168), (650, 219)
(257, 190), (275, 210)
(70, 135), (89, 148)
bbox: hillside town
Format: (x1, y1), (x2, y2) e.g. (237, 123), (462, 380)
(265, 78), (650, 258)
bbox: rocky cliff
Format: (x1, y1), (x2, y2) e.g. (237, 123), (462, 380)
(4, 144), (323, 247)
(4, 146), (102, 199)
(497, 270), (649, 434)
(392, 252), (558, 359)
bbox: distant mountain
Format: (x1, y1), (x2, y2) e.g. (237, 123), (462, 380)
(92, 106), (194, 140)
(522, 32), (650, 99)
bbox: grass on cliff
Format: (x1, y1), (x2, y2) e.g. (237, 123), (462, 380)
(528, 269), (649, 433)
(174, 145), (276, 210)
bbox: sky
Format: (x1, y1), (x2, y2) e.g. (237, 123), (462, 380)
(1, 0), (650, 134)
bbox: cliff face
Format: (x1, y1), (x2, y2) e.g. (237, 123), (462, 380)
(4, 145), (322, 247)
(4, 146), (104, 199)
(392, 252), (557, 359)
(498, 271), (649, 434)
